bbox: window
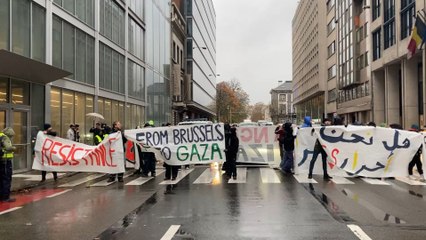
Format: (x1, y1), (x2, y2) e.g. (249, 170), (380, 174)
(328, 65), (336, 79)
(328, 41), (336, 57)
(128, 0), (144, 20)
(128, 60), (145, 100)
(328, 89), (337, 102)
(99, 43), (125, 93)
(32, 4), (46, 62)
(327, 0), (335, 12)
(128, 17), (144, 60)
(279, 94), (286, 101)
(327, 18), (336, 35)
(100, 0), (125, 47)
(383, 0), (395, 49)
(372, 29), (381, 60)
(372, 0), (380, 20)
(12, 0), (30, 57)
(401, 0), (415, 39)
(53, 0), (94, 27)
(0, 0), (9, 50)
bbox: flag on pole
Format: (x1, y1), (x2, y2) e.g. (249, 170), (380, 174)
(407, 16), (426, 59)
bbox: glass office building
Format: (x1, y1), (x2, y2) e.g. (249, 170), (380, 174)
(0, 0), (171, 172)
(184, 0), (216, 119)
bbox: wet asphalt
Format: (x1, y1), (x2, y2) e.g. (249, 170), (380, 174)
(2, 167), (426, 239)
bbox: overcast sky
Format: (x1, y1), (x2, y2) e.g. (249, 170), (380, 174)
(213, 0), (298, 105)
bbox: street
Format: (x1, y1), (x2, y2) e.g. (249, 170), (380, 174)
(1, 166), (426, 240)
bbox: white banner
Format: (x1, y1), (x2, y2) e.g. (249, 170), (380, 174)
(295, 126), (423, 177)
(32, 131), (125, 173)
(125, 124), (226, 165)
(236, 126), (281, 165)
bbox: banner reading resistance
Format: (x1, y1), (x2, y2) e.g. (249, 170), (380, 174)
(33, 131), (125, 173)
(125, 124), (225, 165)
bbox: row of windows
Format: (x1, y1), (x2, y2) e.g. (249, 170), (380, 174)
(53, 0), (94, 27)
(0, 0), (46, 62)
(52, 15), (95, 85)
(338, 82), (370, 103)
(172, 41), (184, 67)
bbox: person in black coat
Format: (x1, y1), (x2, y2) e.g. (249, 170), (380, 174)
(41, 123), (58, 182)
(222, 123), (232, 174)
(226, 127), (239, 180)
(282, 122), (296, 173)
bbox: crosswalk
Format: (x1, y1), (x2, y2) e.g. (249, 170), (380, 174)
(14, 168), (426, 189)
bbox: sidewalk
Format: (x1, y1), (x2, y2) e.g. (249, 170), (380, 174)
(11, 170), (77, 192)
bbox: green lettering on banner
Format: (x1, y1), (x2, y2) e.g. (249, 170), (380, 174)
(190, 144), (201, 161)
(200, 143), (209, 161)
(211, 143), (223, 160)
(177, 146), (188, 161)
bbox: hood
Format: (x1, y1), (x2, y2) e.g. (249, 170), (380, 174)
(284, 122), (292, 132)
(2, 127), (15, 137)
(303, 116), (312, 126)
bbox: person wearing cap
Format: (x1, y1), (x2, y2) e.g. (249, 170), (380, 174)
(0, 127), (16, 202)
(41, 123), (58, 182)
(408, 124), (425, 182)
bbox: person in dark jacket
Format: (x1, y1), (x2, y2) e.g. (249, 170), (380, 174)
(308, 118), (332, 180)
(275, 124), (285, 167)
(226, 127), (239, 180)
(407, 124), (425, 181)
(222, 123), (231, 175)
(282, 122), (296, 173)
(107, 121), (127, 183)
(0, 127), (16, 202)
(41, 123), (58, 182)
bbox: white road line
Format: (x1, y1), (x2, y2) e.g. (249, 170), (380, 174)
(90, 172), (134, 187)
(125, 169), (166, 186)
(331, 176), (355, 184)
(347, 224), (372, 240)
(46, 189), (72, 198)
(259, 168), (281, 183)
(59, 174), (105, 187)
(193, 169), (215, 184)
(293, 174), (318, 184)
(159, 168), (194, 185)
(361, 178), (391, 185)
(0, 207), (22, 215)
(396, 177), (426, 186)
(12, 173), (66, 181)
(228, 168), (247, 183)
(160, 225), (181, 240)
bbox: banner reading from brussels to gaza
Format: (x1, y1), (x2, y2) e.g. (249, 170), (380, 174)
(125, 124), (225, 165)
(295, 126), (423, 177)
(33, 131), (125, 173)
(236, 126), (281, 165)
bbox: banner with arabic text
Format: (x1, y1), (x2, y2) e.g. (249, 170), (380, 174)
(33, 131), (125, 173)
(295, 126), (422, 177)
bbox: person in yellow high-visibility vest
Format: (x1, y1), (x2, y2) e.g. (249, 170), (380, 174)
(0, 127), (16, 202)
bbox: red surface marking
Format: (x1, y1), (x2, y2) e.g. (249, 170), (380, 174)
(0, 188), (65, 212)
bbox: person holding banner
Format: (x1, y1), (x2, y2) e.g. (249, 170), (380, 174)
(308, 118), (332, 180)
(226, 127), (239, 180)
(275, 124), (285, 167)
(282, 122), (296, 174)
(0, 127), (16, 202)
(41, 124), (58, 182)
(107, 121), (127, 182)
(408, 124), (425, 182)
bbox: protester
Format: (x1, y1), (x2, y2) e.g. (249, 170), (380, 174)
(163, 123), (179, 180)
(74, 124), (80, 142)
(107, 121), (127, 183)
(301, 116), (312, 128)
(140, 123), (156, 178)
(308, 118), (332, 180)
(408, 124), (425, 182)
(274, 123), (285, 168)
(41, 123), (58, 182)
(282, 122), (296, 174)
(66, 124), (75, 141)
(0, 127), (16, 202)
(222, 123), (232, 175)
(90, 123), (103, 145)
(367, 121), (376, 127)
(226, 127), (239, 180)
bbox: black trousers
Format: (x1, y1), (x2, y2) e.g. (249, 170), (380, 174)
(226, 154), (237, 177)
(164, 163), (178, 179)
(309, 147), (328, 176)
(109, 173), (124, 180)
(409, 153), (423, 175)
(41, 171), (57, 180)
(0, 160), (12, 200)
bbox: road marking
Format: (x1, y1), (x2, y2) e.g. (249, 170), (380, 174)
(361, 178), (391, 185)
(12, 173), (66, 181)
(46, 189), (72, 198)
(0, 207), (22, 215)
(396, 176), (426, 186)
(125, 170), (166, 186)
(259, 168), (281, 183)
(347, 224), (372, 240)
(89, 172), (134, 187)
(293, 174), (318, 183)
(193, 168), (215, 184)
(160, 225), (181, 240)
(160, 168), (194, 185)
(331, 176), (355, 184)
(228, 167), (247, 183)
(59, 173), (105, 187)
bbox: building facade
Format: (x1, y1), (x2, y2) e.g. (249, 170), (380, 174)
(183, 0), (216, 120)
(0, 0), (171, 172)
(292, 0), (327, 123)
(270, 81), (294, 123)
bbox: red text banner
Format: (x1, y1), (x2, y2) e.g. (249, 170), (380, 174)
(32, 131), (125, 173)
